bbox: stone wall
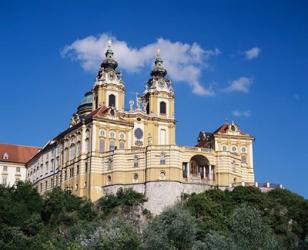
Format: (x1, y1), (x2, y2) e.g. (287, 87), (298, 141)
(101, 181), (214, 215)
(102, 183), (145, 195)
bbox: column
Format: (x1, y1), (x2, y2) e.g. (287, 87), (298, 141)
(203, 166), (206, 179)
(209, 165), (212, 181)
(187, 162), (190, 178)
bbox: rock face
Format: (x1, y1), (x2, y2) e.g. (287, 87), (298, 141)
(102, 181), (212, 215)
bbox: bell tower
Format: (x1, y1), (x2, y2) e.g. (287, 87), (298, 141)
(143, 49), (176, 145)
(92, 40), (125, 111)
(143, 49), (175, 119)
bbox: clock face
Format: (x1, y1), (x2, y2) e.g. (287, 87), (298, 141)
(134, 128), (143, 140)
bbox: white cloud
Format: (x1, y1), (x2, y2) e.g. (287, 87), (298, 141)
(232, 110), (251, 117)
(243, 47), (261, 60)
(62, 33), (221, 96)
(225, 77), (253, 93)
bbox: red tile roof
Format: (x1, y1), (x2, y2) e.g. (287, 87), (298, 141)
(0, 144), (40, 164)
(213, 122), (248, 136)
(86, 105), (110, 119)
(213, 123), (229, 134)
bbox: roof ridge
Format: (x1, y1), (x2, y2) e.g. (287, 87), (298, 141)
(0, 143), (40, 149)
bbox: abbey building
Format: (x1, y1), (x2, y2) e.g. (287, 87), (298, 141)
(26, 42), (255, 214)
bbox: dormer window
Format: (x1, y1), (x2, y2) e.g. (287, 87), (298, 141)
(2, 153), (9, 160)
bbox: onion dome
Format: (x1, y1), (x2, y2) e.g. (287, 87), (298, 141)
(100, 40), (118, 71)
(77, 91), (93, 115)
(150, 49), (167, 78)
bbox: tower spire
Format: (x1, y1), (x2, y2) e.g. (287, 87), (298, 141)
(150, 48), (167, 78)
(100, 39), (118, 71)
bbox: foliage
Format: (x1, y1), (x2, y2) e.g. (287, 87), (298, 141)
(0, 182), (307, 250)
(229, 205), (279, 250)
(94, 218), (141, 250)
(97, 188), (146, 217)
(143, 206), (197, 250)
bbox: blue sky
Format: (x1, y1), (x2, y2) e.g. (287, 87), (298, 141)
(1, 1), (307, 197)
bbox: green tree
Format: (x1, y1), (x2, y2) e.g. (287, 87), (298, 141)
(229, 205), (279, 250)
(97, 188), (146, 217)
(41, 187), (96, 226)
(94, 218), (141, 250)
(143, 206), (196, 250)
(185, 192), (226, 234)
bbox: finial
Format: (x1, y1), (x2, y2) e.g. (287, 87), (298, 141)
(157, 48), (160, 57)
(108, 39), (112, 49)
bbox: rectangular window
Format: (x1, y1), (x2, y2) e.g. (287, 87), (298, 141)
(99, 139), (105, 153)
(77, 143), (81, 155)
(109, 140), (115, 151)
(16, 167), (20, 173)
(85, 139), (90, 153)
(241, 155), (247, 164)
(64, 170), (67, 180)
(70, 167), (74, 178)
(2, 176), (7, 185)
(160, 153), (166, 165)
(77, 165), (80, 175)
(70, 145), (75, 160)
(85, 162), (88, 172)
(133, 156), (138, 168)
(3, 166), (7, 172)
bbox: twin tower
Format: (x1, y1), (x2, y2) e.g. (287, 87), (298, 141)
(73, 40), (176, 147)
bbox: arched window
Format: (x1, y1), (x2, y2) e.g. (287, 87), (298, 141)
(109, 94), (116, 108)
(146, 103), (150, 114)
(95, 96), (98, 109)
(160, 101), (166, 115)
(99, 139), (105, 153)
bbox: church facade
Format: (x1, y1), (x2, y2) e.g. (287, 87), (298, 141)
(26, 42), (255, 214)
